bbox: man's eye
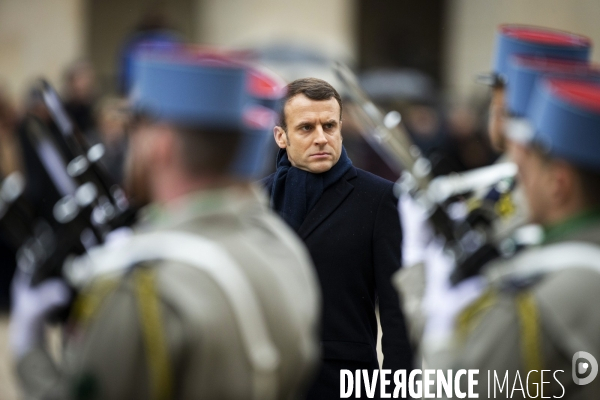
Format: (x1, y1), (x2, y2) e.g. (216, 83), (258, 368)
(324, 124), (333, 129)
(302, 125), (311, 131)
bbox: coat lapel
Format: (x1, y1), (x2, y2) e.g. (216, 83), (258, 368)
(297, 167), (357, 239)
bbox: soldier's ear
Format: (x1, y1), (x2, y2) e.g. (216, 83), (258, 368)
(552, 161), (579, 208)
(150, 123), (177, 168)
(274, 126), (288, 149)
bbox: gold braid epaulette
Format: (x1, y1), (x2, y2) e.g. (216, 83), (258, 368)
(71, 266), (173, 400)
(515, 291), (543, 394)
(133, 267), (173, 400)
(456, 289), (498, 341)
(456, 287), (543, 395)
(71, 278), (120, 326)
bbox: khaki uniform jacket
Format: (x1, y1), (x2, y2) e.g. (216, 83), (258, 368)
(426, 218), (600, 399)
(16, 185), (321, 400)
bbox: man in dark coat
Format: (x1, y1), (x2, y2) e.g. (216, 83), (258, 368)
(262, 77), (413, 399)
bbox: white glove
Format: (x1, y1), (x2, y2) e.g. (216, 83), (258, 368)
(421, 242), (485, 344)
(10, 271), (71, 359)
(104, 226), (133, 247)
(398, 194), (436, 267)
(399, 194), (485, 342)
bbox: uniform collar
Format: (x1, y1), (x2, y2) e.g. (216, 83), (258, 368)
(542, 207), (600, 244)
(136, 183), (269, 232)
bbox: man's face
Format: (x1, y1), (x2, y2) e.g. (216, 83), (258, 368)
(488, 86), (507, 152)
(274, 94), (343, 174)
(507, 140), (553, 225)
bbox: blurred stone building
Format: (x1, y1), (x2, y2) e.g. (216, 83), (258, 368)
(2, 0), (600, 105)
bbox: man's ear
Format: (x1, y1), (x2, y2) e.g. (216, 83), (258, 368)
(339, 120), (343, 141)
(274, 126), (288, 149)
(552, 161), (578, 207)
(151, 123), (176, 168)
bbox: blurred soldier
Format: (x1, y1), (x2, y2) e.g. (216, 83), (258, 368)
(11, 47), (321, 400)
(0, 87), (20, 178)
(483, 24), (591, 153)
(0, 86), (20, 309)
(402, 24), (593, 269)
(94, 97), (129, 184)
(63, 60), (98, 140)
(263, 78), (413, 399)
(470, 26), (592, 238)
(118, 9), (180, 96)
(427, 75), (600, 398)
(396, 25), (594, 349)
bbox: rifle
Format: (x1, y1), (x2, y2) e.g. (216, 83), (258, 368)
(334, 62), (522, 284)
(1, 80), (136, 287)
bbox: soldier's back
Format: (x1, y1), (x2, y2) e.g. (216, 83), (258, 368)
(437, 222), (600, 399)
(62, 186), (320, 400)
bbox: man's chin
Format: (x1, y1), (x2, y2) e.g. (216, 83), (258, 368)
(306, 161), (334, 174)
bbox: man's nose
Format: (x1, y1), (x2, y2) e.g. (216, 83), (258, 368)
(314, 125), (327, 145)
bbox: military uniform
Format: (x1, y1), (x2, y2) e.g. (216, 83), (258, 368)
(427, 214), (600, 399)
(396, 24), (594, 353)
(16, 185), (320, 400)
(415, 28), (600, 398)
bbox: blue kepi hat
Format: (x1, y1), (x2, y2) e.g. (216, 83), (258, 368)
(480, 24), (591, 86)
(130, 46), (285, 177)
(518, 77), (600, 173)
(506, 56), (600, 116)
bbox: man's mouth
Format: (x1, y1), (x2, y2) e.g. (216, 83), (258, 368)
(310, 152), (330, 158)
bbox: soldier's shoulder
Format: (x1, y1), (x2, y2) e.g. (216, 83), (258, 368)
(530, 266), (600, 356)
(534, 267), (600, 306)
(490, 259), (600, 302)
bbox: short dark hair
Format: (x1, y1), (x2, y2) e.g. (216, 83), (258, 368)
(131, 112), (243, 176)
(279, 78), (343, 131)
(176, 126), (242, 175)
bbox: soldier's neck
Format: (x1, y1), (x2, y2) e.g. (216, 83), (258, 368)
(152, 171), (246, 205)
(543, 207), (600, 244)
